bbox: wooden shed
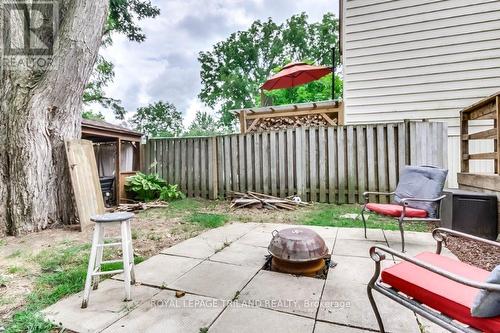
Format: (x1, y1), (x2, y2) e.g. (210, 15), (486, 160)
(232, 100), (344, 133)
(81, 119), (143, 205)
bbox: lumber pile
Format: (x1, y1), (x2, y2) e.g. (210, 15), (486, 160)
(113, 200), (168, 212)
(230, 191), (308, 210)
(251, 115), (335, 132)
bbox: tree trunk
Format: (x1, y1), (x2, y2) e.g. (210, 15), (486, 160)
(0, 0), (109, 235)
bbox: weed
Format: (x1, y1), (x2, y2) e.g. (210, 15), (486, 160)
(168, 198), (204, 211)
(5, 311), (54, 333)
(187, 213), (228, 229)
(7, 249), (22, 259)
(7, 266), (28, 275)
(0, 274), (9, 286)
(131, 229), (139, 240)
(147, 233), (162, 241)
(214, 241), (232, 253)
(234, 215), (252, 223)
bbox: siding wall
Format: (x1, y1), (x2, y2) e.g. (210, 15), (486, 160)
(341, 0), (500, 186)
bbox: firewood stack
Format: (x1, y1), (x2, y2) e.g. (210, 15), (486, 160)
(114, 201), (168, 212)
(250, 115), (336, 132)
(230, 191), (308, 210)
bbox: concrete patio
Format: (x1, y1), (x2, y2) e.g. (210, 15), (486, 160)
(43, 223), (455, 333)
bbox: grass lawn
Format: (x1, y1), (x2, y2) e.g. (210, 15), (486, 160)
(0, 197), (430, 332)
(2, 242), (144, 333)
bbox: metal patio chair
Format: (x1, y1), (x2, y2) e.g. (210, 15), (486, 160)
(367, 228), (500, 333)
(360, 165), (448, 252)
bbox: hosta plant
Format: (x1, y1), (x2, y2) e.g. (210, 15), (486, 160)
(126, 172), (184, 202)
(125, 172), (167, 201)
(159, 184), (185, 201)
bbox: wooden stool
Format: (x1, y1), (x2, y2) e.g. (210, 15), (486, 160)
(81, 212), (135, 308)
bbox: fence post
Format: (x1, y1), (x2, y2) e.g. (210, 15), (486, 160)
(295, 127), (306, 199)
(208, 136), (218, 199)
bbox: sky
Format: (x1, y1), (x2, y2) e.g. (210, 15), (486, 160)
(98, 0), (338, 126)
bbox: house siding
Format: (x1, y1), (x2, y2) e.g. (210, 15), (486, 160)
(341, 0), (500, 186)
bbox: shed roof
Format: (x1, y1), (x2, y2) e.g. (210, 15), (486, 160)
(81, 119), (143, 138)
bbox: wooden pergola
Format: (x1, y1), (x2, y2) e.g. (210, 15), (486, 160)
(81, 119), (143, 205)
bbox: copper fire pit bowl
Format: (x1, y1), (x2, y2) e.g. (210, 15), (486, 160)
(268, 227), (329, 277)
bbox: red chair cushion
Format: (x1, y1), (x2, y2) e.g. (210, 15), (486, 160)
(381, 252), (500, 333)
(366, 203), (428, 218)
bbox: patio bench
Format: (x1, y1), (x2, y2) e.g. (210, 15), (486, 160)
(367, 228), (500, 333)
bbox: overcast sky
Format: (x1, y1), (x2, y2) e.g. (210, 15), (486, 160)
(99, 0), (338, 125)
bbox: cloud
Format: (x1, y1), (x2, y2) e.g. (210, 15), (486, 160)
(177, 13), (232, 40)
(101, 0), (338, 126)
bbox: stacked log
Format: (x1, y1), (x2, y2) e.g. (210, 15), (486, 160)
(230, 191), (308, 210)
(249, 114), (336, 132)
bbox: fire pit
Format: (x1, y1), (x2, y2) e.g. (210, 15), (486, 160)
(267, 227), (330, 278)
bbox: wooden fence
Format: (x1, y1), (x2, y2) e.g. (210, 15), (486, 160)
(143, 121), (447, 204)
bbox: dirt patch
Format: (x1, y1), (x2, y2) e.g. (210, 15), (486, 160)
(446, 236), (500, 272)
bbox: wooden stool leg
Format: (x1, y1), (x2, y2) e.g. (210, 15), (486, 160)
(82, 225), (100, 308)
(127, 220), (136, 284)
(120, 221), (131, 301)
(93, 224), (105, 290)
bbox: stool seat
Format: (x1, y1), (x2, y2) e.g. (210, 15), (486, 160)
(90, 212), (134, 223)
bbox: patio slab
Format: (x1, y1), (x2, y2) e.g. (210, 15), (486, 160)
(416, 314), (449, 333)
(161, 236), (225, 259)
(317, 279), (420, 333)
(384, 230), (437, 245)
(336, 227), (385, 242)
(238, 270), (324, 318)
(42, 224), (460, 332)
(102, 290), (225, 333)
(327, 255), (391, 285)
(313, 321), (371, 332)
(161, 222), (258, 259)
(209, 242), (269, 267)
(383, 230), (457, 258)
(332, 239), (387, 258)
(113, 254), (202, 288)
(42, 279), (159, 333)
(237, 229), (275, 248)
(209, 304), (315, 333)
(168, 260), (259, 300)
(199, 222), (259, 243)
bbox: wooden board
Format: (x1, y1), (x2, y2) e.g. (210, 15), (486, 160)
(65, 140), (105, 231)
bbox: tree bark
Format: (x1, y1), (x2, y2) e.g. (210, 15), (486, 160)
(0, 0), (109, 235)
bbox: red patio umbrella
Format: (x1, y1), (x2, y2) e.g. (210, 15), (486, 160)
(260, 62), (332, 91)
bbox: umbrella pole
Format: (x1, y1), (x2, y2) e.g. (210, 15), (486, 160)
(331, 46), (335, 101)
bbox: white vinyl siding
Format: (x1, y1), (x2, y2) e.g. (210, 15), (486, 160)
(341, 0), (500, 187)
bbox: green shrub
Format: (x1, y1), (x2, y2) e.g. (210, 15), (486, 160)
(159, 184), (185, 201)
